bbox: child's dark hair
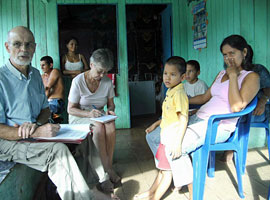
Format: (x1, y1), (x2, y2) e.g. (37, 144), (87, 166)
(187, 60), (200, 72)
(165, 56), (186, 75)
(220, 34), (253, 71)
(40, 56), (53, 65)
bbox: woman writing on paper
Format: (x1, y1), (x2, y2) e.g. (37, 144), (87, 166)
(68, 48), (121, 190)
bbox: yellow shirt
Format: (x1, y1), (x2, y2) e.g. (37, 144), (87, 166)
(160, 83), (189, 145)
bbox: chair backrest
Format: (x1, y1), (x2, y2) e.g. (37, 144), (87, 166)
(205, 97), (258, 146)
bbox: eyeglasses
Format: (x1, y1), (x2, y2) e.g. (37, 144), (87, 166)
(96, 69), (108, 76)
(9, 41), (36, 49)
(92, 63), (108, 75)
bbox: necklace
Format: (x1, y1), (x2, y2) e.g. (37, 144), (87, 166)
(67, 53), (78, 62)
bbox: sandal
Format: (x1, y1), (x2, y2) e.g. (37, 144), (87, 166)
(108, 169), (122, 188)
(111, 177), (122, 188)
(98, 179), (114, 194)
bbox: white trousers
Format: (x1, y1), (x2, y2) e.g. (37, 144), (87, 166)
(0, 140), (94, 200)
(163, 117), (233, 187)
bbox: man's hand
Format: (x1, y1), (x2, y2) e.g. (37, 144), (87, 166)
(17, 122), (38, 139)
(253, 101), (266, 116)
(33, 123), (60, 138)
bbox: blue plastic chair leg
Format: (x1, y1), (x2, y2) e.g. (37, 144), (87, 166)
(266, 127), (270, 160)
(234, 151), (245, 198)
(241, 134), (249, 174)
(207, 151), (215, 177)
(267, 186), (270, 200)
(239, 122), (250, 175)
(193, 150), (209, 200)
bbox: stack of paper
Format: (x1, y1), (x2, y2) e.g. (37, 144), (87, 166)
(90, 115), (118, 123)
(34, 124), (90, 144)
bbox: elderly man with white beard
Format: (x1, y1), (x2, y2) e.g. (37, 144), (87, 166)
(0, 26), (117, 200)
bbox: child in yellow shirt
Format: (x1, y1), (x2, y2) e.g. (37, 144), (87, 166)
(134, 56), (189, 200)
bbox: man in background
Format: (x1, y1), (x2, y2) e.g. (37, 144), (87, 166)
(40, 56), (65, 120)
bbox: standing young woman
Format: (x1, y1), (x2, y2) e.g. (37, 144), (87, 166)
(61, 37), (89, 78)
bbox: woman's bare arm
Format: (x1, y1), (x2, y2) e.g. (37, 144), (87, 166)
(228, 72), (260, 112)
(81, 54), (89, 71)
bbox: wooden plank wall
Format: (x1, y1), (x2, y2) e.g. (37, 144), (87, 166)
(182, 0), (240, 86)
(181, 0), (270, 147)
(0, 0), (27, 64)
(181, 0), (270, 87)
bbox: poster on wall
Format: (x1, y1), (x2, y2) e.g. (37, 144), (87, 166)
(192, 1), (207, 49)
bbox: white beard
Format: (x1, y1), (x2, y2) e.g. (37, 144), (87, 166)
(13, 55), (32, 66)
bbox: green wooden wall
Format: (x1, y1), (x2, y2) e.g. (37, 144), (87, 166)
(0, 0), (28, 65)
(180, 0), (270, 87)
(180, 0), (270, 147)
(0, 0), (269, 132)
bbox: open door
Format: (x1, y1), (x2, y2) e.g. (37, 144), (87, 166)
(161, 4), (172, 65)
(126, 4), (172, 126)
(160, 4), (173, 103)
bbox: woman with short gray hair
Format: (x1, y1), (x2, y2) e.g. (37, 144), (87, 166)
(68, 48), (121, 195)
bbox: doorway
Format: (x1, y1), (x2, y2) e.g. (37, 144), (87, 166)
(126, 4), (172, 125)
(57, 4), (118, 73)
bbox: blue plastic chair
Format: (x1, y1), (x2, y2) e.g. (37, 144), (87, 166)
(268, 184), (270, 200)
(192, 97), (257, 200)
(250, 101), (270, 160)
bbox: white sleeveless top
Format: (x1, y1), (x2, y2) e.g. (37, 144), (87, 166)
(64, 54), (84, 71)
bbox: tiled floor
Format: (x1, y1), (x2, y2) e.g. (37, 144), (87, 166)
(112, 115), (270, 200)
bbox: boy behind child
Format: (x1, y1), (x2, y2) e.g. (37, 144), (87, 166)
(184, 60), (208, 116)
(134, 56), (191, 200)
(184, 60), (208, 97)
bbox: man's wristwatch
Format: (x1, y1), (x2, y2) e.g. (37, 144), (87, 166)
(262, 94), (270, 102)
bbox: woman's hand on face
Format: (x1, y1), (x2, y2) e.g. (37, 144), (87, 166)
(226, 58), (239, 77)
(90, 109), (103, 118)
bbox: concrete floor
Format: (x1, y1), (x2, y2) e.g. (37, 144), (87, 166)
(112, 115), (270, 200)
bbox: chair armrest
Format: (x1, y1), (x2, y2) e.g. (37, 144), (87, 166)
(205, 97), (257, 145)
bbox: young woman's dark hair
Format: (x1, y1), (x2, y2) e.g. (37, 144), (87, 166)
(64, 36), (79, 45)
(220, 34), (254, 71)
